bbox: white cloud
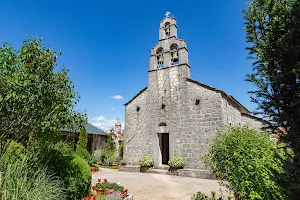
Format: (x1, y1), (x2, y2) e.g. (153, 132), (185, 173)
(89, 116), (124, 132)
(111, 95), (123, 100)
(110, 108), (115, 111)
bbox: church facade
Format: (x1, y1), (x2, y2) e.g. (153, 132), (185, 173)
(123, 14), (268, 170)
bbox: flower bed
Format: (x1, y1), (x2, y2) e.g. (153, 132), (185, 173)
(85, 178), (129, 200)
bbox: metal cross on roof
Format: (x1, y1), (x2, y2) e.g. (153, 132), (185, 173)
(165, 11), (171, 18)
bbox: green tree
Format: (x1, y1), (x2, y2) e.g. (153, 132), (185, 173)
(244, 0), (300, 148)
(243, 1), (300, 197)
(0, 37), (86, 141)
(76, 126), (88, 155)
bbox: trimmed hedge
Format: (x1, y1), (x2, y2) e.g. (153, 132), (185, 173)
(46, 142), (91, 200)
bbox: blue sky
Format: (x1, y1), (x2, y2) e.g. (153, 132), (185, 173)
(0, 0), (257, 131)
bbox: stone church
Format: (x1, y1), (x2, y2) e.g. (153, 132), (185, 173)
(123, 13), (268, 173)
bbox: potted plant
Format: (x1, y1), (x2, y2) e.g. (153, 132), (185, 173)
(139, 155), (154, 172)
(168, 156), (184, 171)
(90, 167), (99, 172)
(120, 188), (128, 198)
(95, 178), (108, 195)
(120, 160), (126, 166)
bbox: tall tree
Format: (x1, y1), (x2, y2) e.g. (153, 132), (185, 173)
(76, 126), (88, 155)
(243, 0), (300, 149)
(243, 0), (300, 197)
(0, 37), (86, 141)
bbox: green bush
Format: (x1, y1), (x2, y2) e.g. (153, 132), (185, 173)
(139, 155), (154, 167)
(191, 191), (230, 200)
(203, 126), (284, 200)
(45, 142), (91, 200)
(0, 140), (24, 171)
(68, 154), (91, 199)
(85, 153), (98, 166)
(94, 148), (117, 166)
(168, 156), (184, 168)
(96, 182), (124, 191)
(0, 142), (66, 200)
(118, 140), (124, 159)
(94, 134), (118, 166)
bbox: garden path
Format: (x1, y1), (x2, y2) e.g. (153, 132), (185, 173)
(92, 168), (230, 200)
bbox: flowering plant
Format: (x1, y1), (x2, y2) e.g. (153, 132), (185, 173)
(83, 194), (96, 200)
(203, 126), (284, 200)
(138, 155), (154, 167)
(168, 156), (184, 168)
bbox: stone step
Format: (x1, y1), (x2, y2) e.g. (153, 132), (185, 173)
(119, 166), (215, 180)
(118, 165), (140, 172)
(156, 165), (170, 170)
(146, 168), (170, 175)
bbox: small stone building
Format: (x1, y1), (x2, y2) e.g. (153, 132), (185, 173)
(61, 123), (106, 153)
(123, 14), (268, 171)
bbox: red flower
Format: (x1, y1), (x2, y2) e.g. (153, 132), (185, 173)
(84, 197), (87, 200)
(98, 178), (101, 182)
(87, 194), (91, 200)
(92, 197), (96, 200)
(104, 178), (107, 182)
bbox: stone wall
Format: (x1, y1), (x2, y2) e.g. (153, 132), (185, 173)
(90, 134), (106, 153)
(124, 89), (149, 165)
(241, 113), (268, 130)
(178, 80), (223, 168)
(221, 97), (243, 126)
(221, 97), (268, 130)
(124, 75), (269, 170)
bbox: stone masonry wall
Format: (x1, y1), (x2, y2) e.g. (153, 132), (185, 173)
(124, 89), (150, 165)
(221, 97), (267, 130)
(241, 114), (267, 130)
(177, 80), (223, 169)
(221, 98), (243, 125)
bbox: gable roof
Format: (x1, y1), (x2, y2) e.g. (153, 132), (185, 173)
(124, 87), (147, 106)
(61, 123), (106, 135)
(85, 123), (106, 135)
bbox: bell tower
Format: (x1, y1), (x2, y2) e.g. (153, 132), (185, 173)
(149, 12), (190, 76)
(149, 12), (190, 77)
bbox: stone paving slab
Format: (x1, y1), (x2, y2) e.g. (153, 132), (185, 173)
(92, 168), (230, 200)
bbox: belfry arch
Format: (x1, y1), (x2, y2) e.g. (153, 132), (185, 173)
(170, 43), (179, 65)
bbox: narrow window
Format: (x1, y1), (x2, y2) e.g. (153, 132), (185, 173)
(164, 22), (170, 38)
(136, 107), (140, 112)
(156, 47), (164, 68)
(170, 44), (179, 65)
(161, 104), (166, 109)
(195, 99), (200, 105)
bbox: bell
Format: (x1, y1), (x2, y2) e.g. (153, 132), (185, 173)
(172, 53), (179, 62)
(157, 55), (163, 62)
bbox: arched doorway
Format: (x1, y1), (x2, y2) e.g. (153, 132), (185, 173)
(158, 122), (169, 165)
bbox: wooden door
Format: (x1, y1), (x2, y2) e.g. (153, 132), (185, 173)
(161, 133), (169, 164)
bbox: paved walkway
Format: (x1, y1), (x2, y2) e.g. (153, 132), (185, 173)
(92, 168), (230, 200)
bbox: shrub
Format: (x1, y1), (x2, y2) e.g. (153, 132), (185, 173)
(0, 140), (24, 171)
(118, 140), (124, 159)
(85, 153), (98, 166)
(94, 134), (117, 166)
(0, 142), (66, 200)
(191, 191), (229, 200)
(168, 156), (184, 168)
(45, 142), (91, 200)
(94, 148), (117, 166)
(203, 126), (284, 200)
(139, 155), (154, 167)
(68, 154), (91, 199)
